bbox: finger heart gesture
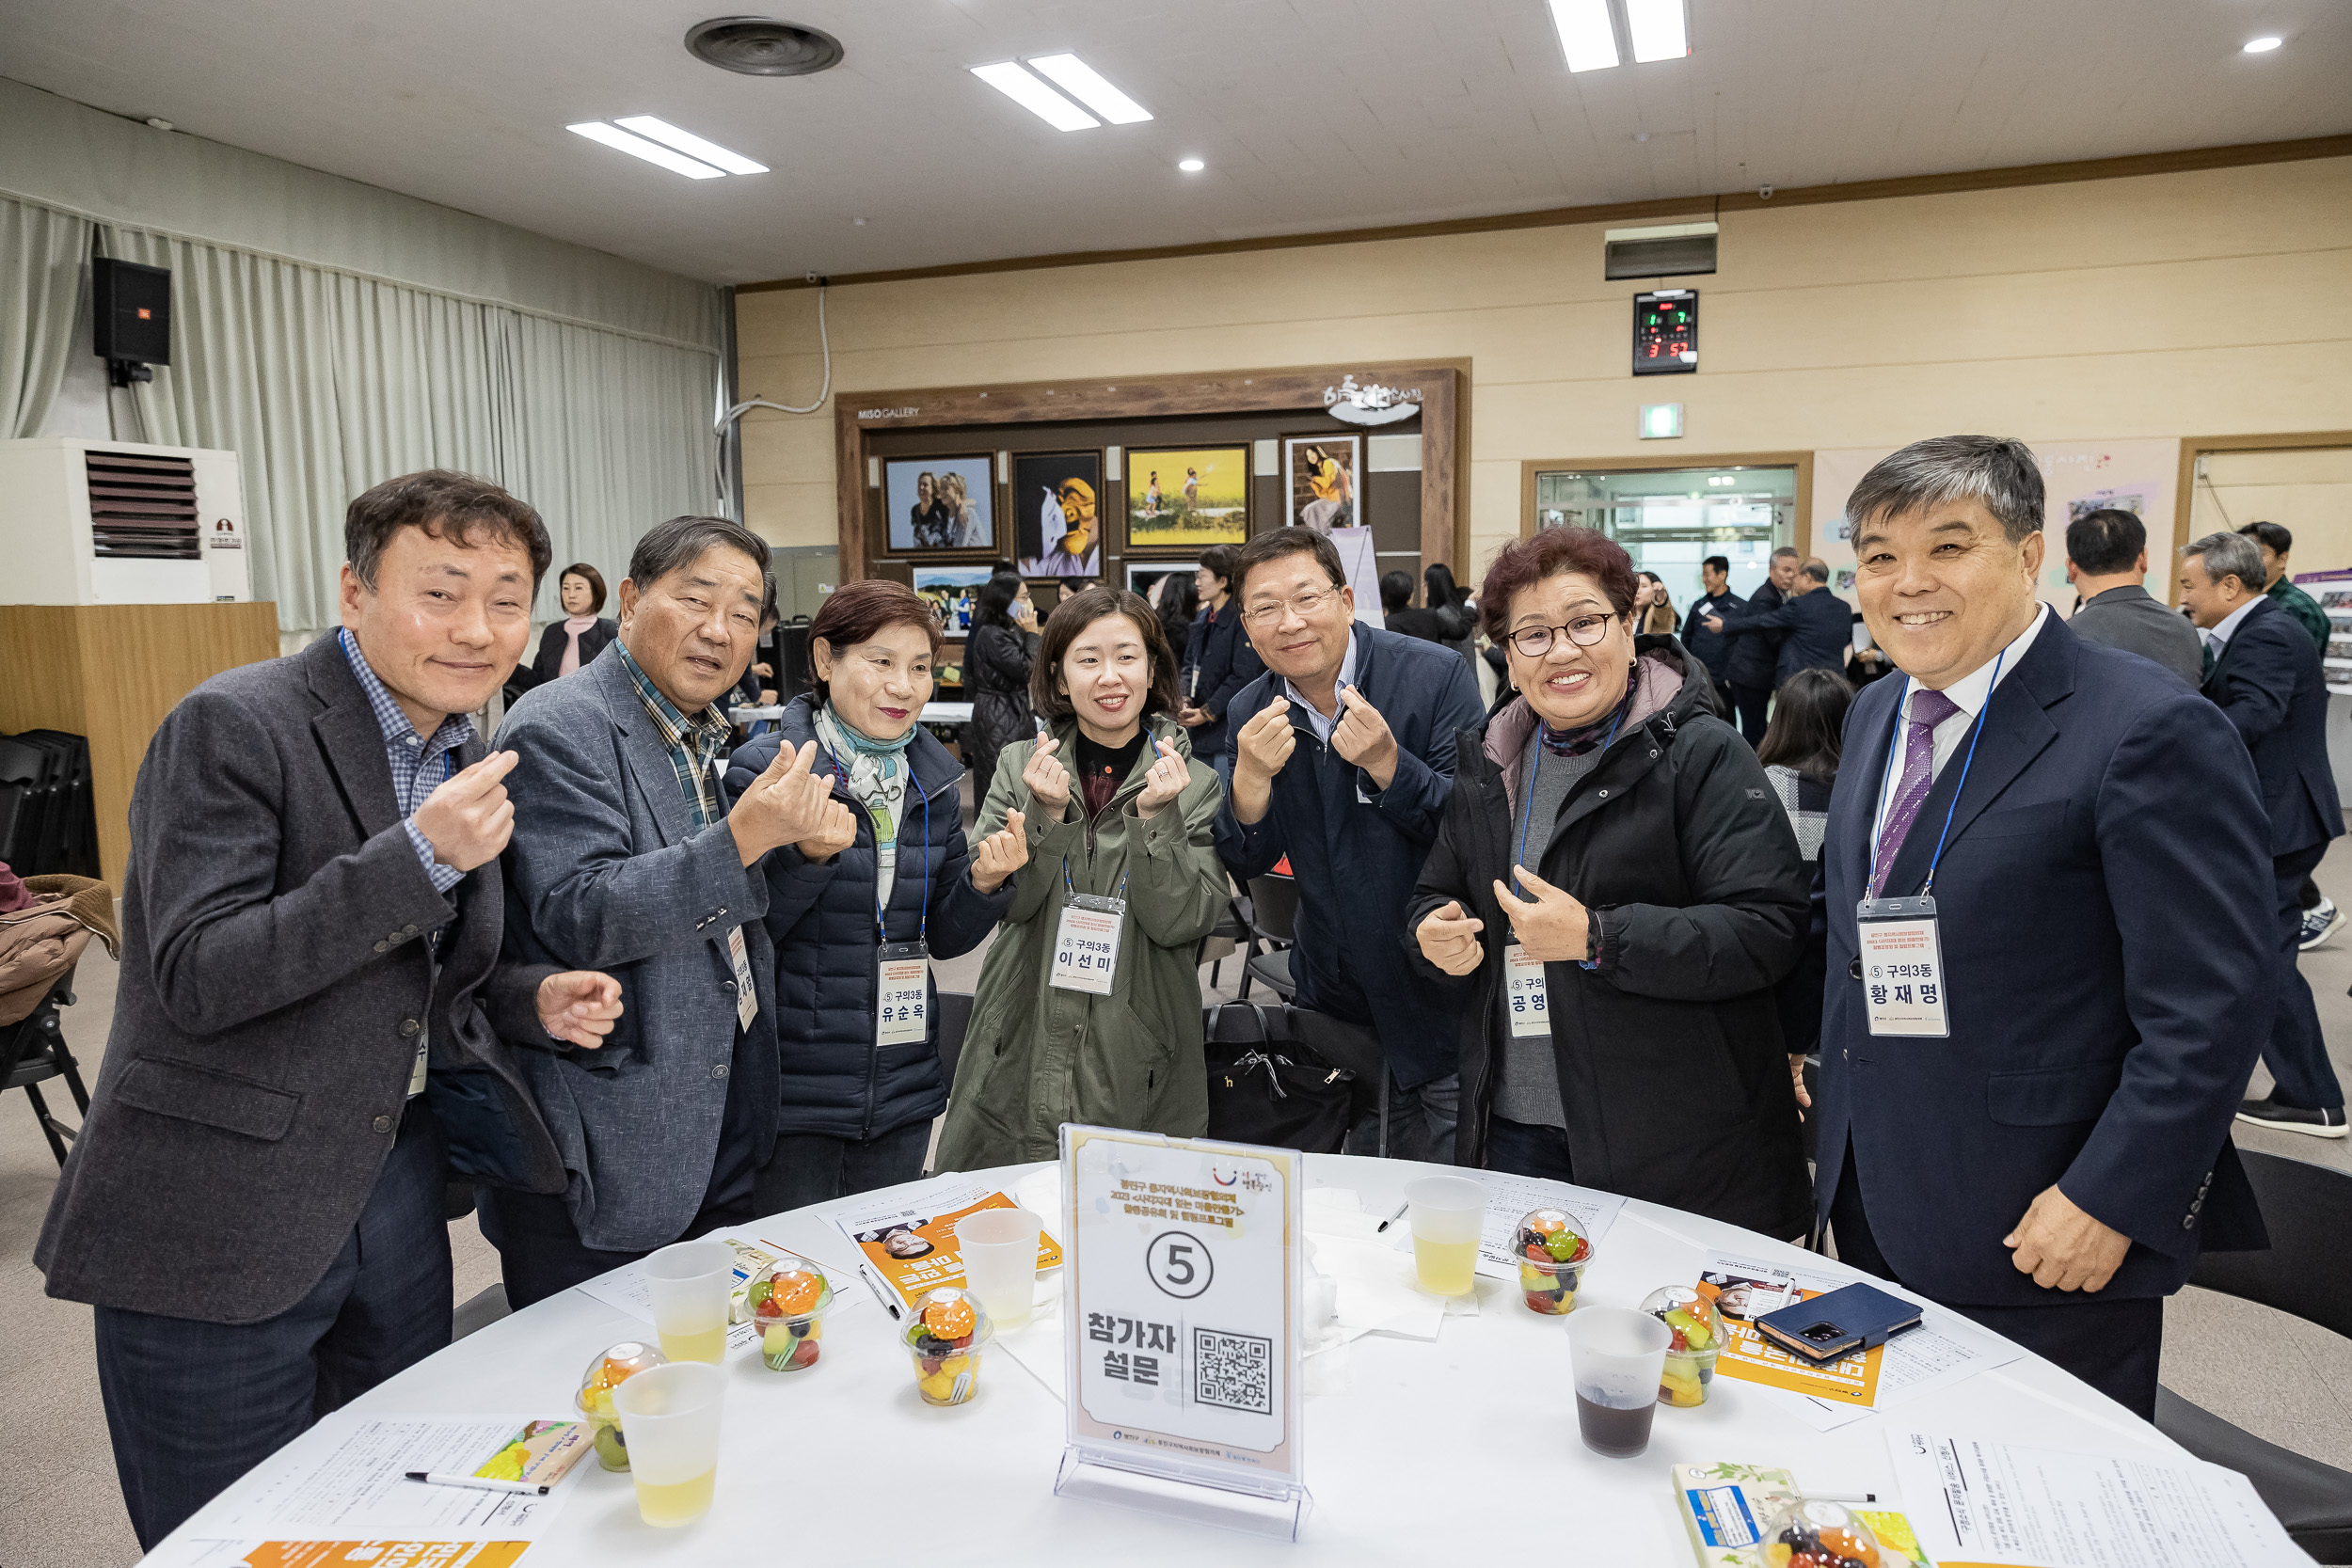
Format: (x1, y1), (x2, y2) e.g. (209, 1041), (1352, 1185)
(1491, 863), (1589, 964)
(1135, 739), (1190, 819)
(1024, 736), (1073, 814)
(971, 807), (1028, 893)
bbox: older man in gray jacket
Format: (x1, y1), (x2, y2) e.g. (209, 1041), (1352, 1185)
(38, 471), (624, 1549)
(484, 514), (849, 1306)
(2065, 508), (2202, 689)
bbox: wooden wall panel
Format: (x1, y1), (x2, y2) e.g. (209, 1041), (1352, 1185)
(0, 602), (280, 886)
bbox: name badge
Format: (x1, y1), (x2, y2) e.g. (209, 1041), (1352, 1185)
(1051, 893), (1126, 995)
(1856, 895), (1947, 1037)
(727, 926), (757, 1031)
(1503, 942), (1549, 1037)
(876, 941), (930, 1048)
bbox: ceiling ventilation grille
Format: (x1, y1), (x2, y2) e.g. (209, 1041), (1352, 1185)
(1603, 222), (1718, 280)
(685, 17), (845, 76)
(85, 449), (199, 558)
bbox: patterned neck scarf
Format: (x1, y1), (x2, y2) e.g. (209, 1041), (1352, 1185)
(1538, 673), (1637, 758)
(815, 705), (914, 909)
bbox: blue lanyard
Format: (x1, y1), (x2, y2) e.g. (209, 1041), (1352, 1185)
(823, 744), (931, 943)
(1062, 859), (1129, 902)
(1867, 650), (2002, 901)
(1514, 705), (1625, 895)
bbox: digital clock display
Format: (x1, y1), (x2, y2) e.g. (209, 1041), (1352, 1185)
(1634, 289), (1698, 376)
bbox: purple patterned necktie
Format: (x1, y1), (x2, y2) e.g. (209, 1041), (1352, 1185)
(1869, 687), (1962, 896)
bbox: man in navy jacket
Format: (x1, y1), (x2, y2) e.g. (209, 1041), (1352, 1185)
(1819, 436), (2272, 1420)
(2182, 531), (2347, 1135)
(1213, 530), (1486, 1159)
(1679, 553), (1745, 715)
(1708, 558), (1851, 685)
(1724, 546), (1798, 742)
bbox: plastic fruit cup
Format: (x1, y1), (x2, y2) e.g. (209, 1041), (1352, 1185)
(612, 1360), (724, 1528)
(573, 1340), (667, 1472)
(1762, 1497), (1885, 1568)
(1512, 1206), (1593, 1316)
(1641, 1284), (1724, 1407)
(746, 1260), (834, 1373)
(904, 1286), (993, 1407)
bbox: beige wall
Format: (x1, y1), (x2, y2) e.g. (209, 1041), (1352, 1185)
(2188, 447), (2352, 577)
(737, 155), (2352, 580)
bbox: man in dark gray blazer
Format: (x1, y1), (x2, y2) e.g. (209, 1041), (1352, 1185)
(37, 471), (625, 1549)
(2064, 508), (2202, 689)
(484, 515), (850, 1306)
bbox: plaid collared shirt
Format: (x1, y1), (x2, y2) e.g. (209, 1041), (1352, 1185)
(339, 628), (472, 895)
(614, 641), (731, 829)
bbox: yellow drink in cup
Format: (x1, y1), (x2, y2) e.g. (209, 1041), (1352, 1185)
(1413, 1235), (1480, 1297)
(641, 1239), (735, 1368)
(612, 1361), (724, 1529)
(657, 1323), (727, 1365)
(632, 1468), (715, 1527)
(1404, 1175), (1487, 1298)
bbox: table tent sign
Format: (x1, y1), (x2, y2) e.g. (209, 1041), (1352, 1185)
(1055, 1125), (1311, 1540)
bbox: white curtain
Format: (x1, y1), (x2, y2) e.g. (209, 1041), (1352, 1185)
(0, 198), (91, 437)
(94, 225), (721, 632)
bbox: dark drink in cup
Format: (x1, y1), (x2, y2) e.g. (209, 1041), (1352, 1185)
(1576, 1389), (1658, 1457)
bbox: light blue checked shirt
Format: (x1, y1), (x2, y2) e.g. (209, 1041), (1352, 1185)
(339, 628), (473, 895)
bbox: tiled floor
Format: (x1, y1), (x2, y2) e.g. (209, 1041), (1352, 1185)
(5, 833), (2349, 1562)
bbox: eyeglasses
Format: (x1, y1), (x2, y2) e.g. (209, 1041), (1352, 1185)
(1240, 587), (1342, 628)
(1507, 614), (1618, 657)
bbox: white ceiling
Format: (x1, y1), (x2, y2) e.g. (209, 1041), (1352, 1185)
(4, 0), (2346, 285)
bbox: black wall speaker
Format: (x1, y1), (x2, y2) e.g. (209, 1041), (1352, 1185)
(93, 259), (171, 382)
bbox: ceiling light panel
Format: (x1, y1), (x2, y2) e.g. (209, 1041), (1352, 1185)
(565, 121), (724, 178)
(1625, 0), (1689, 61)
(2243, 36), (2281, 52)
(1548, 0), (1620, 71)
(970, 61), (1099, 131)
(1026, 55), (1152, 124)
(614, 115), (768, 174)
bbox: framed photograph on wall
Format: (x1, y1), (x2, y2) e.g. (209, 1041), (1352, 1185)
(1124, 446), (1249, 552)
(913, 565), (994, 635)
(1281, 434), (1361, 534)
(884, 454), (996, 552)
(1010, 451), (1104, 578)
(1125, 562), (1188, 599)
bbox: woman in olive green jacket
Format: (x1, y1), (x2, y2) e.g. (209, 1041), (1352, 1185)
(937, 587), (1227, 1168)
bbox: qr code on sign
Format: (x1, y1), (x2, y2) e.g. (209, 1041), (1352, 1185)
(1192, 1327), (1272, 1415)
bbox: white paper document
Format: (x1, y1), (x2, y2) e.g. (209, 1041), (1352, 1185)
(178, 1414), (582, 1543)
(1888, 1430), (2306, 1566)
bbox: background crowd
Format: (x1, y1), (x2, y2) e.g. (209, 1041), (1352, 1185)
(32, 436), (2336, 1547)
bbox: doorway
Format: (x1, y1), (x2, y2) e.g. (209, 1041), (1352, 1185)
(1522, 456), (1805, 620)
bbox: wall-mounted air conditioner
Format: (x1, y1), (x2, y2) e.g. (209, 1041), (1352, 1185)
(0, 437), (250, 605)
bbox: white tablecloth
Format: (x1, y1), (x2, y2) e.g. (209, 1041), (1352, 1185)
(920, 701), (974, 724)
(151, 1156), (2182, 1565)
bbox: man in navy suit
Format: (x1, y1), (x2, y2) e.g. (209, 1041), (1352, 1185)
(1706, 558), (1851, 686)
(1723, 547), (1798, 744)
(2181, 531), (2347, 1136)
(1818, 436), (2274, 1420)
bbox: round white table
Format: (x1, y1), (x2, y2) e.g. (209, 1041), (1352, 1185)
(158, 1156), (2183, 1564)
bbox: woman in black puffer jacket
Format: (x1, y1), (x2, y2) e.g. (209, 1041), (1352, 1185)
(727, 579), (1029, 1210)
(961, 572), (1040, 805)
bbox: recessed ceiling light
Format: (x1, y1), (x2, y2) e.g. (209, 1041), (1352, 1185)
(614, 116), (768, 174)
(1178, 157), (1205, 172)
(1027, 54), (1152, 124)
(566, 121), (724, 178)
(2243, 35), (2281, 52)
(970, 61), (1099, 131)
(1625, 0), (1689, 61)
(1548, 0), (1620, 71)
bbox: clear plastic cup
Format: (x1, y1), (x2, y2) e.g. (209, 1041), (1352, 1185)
(1567, 1307), (1670, 1458)
(1642, 1284), (1724, 1406)
(1405, 1175), (1486, 1298)
(745, 1259), (834, 1373)
(573, 1341), (666, 1471)
(1763, 1498), (1884, 1566)
(903, 1286), (993, 1406)
(641, 1238), (735, 1364)
(612, 1360), (724, 1527)
(957, 1207), (1042, 1330)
